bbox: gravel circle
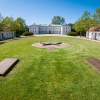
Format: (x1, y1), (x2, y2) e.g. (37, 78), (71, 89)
(32, 42), (70, 50)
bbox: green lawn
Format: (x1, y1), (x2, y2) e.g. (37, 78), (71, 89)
(0, 36), (100, 100)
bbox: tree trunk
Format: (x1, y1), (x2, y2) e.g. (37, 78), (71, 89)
(80, 31), (81, 38)
(88, 28), (89, 39)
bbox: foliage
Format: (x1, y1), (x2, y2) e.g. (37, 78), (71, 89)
(73, 11), (95, 37)
(2, 16), (14, 31)
(0, 13), (27, 35)
(13, 17), (26, 35)
(68, 23), (76, 32)
(0, 36), (100, 100)
(80, 11), (95, 31)
(22, 32), (33, 36)
(74, 11), (92, 31)
(73, 20), (84, 31)
(24, 25), (29, 32)
(81, 11), (91, 20)
(0, 13), (3, 31)
(73, 8), (100, 35)
(52, 16), (65, 25)
(92, 8), (100, 24)
(67, 32), (78, 36)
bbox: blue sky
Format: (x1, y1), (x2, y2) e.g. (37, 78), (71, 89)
(0, 0), (100, 25)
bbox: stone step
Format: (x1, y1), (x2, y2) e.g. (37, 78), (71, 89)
(0, 58), (19, 76)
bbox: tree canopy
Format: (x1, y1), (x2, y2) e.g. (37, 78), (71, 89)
(51, 16), (65, 25)
(73, 8), (100, 36)
(0, 13), (28, 35)
(92, 8), (100, 24)
(0, 13), (3, 31)
(2, 16), (14, 31)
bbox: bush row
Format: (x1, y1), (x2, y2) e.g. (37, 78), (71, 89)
(22, 32), (33, 36)
(67, 32), (78, 36)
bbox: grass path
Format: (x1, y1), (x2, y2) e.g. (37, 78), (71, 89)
(0, 36), (100, 100)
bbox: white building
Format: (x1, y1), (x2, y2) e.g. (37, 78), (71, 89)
(29, 24), (71, 35)
(0, 31), (15, 41)
(86, 25), (100, 40)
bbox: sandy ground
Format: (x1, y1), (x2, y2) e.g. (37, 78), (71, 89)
(32, 42), (70, 50)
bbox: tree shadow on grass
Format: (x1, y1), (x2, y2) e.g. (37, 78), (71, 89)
(0, 38), (20, 44)
(0, 41), (6, 45)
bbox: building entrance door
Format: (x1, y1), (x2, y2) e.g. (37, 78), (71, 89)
(49, 30), (51, 34)
(94, 33), (97, 40)
(1, 33), (3, 40)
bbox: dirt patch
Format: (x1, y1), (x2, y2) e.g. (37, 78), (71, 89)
(32, 42), (70, 50)
(86, 58), (100, 71)
(48, 47), (56, 50)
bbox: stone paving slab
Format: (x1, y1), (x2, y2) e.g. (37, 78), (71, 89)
(0, 58), (19, 76)
(86, 58), (100, 71)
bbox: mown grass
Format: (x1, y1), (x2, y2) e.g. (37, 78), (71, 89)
(0, 36), (100, 100)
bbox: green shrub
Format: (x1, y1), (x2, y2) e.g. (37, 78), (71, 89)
(67, 32), (78, 36)
(22, 32), (33, 36)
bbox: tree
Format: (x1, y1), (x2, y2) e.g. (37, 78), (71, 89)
(73, 20), (85, 37)
(13, 17), (26, 35)
(80, 11), (95, 37)
(51, 16), (65, 25)
(0, 13), (3, 31)
(80, 11), (93, 30)
(68, 23), (76, 32)
(81, 11), (91, 20)
(73, 11), (95, 37)
(0, 14), (28, 37)
(2, 16), (14, 31)
(24, 25), (29, 32)
(92, 8), (100, 25)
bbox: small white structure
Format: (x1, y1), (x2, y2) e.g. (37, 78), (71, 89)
(86, 26), (100, 40)
(0, 31), (15, 41)
(29, 24), (71, 35)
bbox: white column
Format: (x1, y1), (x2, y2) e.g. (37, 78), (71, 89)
(61, 26), (63, 35)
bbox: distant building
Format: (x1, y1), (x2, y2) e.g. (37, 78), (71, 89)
(29, 24), (71, 35)
(0, 31), (15, 41)
(86, 25), (100, 40)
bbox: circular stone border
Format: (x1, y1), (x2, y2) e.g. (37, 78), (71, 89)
(32, 42), (70, 50)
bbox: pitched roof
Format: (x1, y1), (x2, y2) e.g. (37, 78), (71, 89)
(89, 25), (100, 32)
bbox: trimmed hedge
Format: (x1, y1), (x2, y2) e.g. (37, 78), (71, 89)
(67, 32), (78, 36)
(22, 32), (33, 36)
